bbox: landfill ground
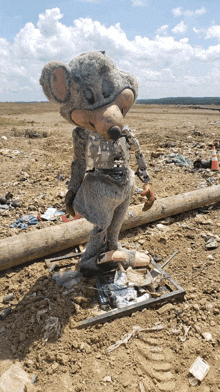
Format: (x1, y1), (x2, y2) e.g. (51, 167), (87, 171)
(0, 102), (220, 392)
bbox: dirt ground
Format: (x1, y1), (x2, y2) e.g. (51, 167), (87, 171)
(0, 102), (220, 392)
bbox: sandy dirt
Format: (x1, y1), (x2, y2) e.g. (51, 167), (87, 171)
(0, 102), (220, 392)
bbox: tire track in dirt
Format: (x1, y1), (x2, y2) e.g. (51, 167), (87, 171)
(134, 336), (176, 392)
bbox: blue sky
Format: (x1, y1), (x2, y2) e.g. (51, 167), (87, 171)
(0, 0), (220, 101)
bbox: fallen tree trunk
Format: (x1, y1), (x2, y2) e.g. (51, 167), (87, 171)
(1, 184), (220, 271)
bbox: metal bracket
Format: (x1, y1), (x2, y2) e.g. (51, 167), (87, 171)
(77, 260), (185, 329)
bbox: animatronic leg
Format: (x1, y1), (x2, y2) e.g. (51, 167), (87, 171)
(106, 194), (132, 251)
(81, 224), (108, 263)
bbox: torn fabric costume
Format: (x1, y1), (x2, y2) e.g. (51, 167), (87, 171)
(68, 126), (150, 266)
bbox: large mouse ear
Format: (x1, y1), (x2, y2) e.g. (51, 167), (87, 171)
(39, 61), (71, 103)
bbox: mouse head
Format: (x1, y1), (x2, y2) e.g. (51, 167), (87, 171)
(40, 51), (138, 140)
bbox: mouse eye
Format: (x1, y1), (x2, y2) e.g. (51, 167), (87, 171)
(102, 80), (111, 98)
(84, 88), (95, 104)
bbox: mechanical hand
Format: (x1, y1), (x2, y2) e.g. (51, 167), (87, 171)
(141, 183), (155, 211)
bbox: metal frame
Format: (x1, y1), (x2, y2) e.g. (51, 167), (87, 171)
(77, 260), (185, 329)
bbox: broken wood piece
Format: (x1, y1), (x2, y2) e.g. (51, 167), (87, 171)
(1, 184), (220, 271)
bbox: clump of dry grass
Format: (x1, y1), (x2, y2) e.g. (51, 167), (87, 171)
(11, 127), (50, 138)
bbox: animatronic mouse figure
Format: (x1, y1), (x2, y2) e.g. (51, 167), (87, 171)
(40, 51), (155, 276)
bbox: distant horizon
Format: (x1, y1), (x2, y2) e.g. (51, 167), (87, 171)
(0, 96), (220, 104)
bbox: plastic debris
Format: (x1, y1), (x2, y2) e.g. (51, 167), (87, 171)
(10, 215), (39, 230)
(43, 316), (61, 342)
(0, 195), (20, 210)
(193, 159), (211, 169)
(189, 356), (210, 382)
(40, 207), (65, 220)
(0, 307), (11, 319)
(164, 153), (192, 167)
(202, 332), (215, 343)
(111, 286), (138, 308)
(52, 269), (83, 289)
(3, 293), (15, 303)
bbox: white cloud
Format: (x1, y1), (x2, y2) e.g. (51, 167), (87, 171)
(172, 6), (206, 17)
(156, 25), (169, 36)
(172, 21), (188, 35)
(1, 8), (220, 101)
(185, 7), (206, 17)
(131, 0), (143, 6)
(172, 7), (182, 17)
(205, 25), (220, 41)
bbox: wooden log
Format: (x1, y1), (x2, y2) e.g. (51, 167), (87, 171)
(0, 184), (220, 271)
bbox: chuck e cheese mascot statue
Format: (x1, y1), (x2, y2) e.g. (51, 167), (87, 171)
(40, 51), (155, 276)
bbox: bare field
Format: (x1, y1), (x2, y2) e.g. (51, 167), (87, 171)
(0, 102), (220, 391)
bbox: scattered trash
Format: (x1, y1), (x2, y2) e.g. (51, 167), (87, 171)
(111, 286), (138, 308)
(40, 207), (65, 221)
(202, 332), (215, 343)
(179, 325), (191, 342)
(189, 356), (210, 383)
(0, 194), (20, 210)
(10, 215), (39, 230)
(0, 306), (11, 319)
(164, 153), (192, 167)
(206, 237), (219, 250)
(193, 159), (211, 169)
(107, 324), (164, 354)
(32, 374), (37, 385)
(56, 173), (65, 181)
(52, 269), (83, 289)
(2, 293), (15, 304)
(0, 148), (22, 158)
(62, 213), (82, 222)
(43, 316), (61, 342)
(1, 135), (7, 140)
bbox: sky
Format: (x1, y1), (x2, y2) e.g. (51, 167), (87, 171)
(0, 0), (220, 101)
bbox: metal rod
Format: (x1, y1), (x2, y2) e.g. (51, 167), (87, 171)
(161, 249), (179, 269)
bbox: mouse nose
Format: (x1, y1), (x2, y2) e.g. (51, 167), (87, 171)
(107, 126), (121, 141)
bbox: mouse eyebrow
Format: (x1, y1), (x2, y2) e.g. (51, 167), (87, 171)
(84, 88), (95, 104)
(102, 80), (111, 98)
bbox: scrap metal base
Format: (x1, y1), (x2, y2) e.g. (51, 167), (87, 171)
(77, 260), (185, 329)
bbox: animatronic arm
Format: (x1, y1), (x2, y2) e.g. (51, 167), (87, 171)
(65, 127), (87, 216)
(122, 128), (150, 183)
(121, 127), (155, 211)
